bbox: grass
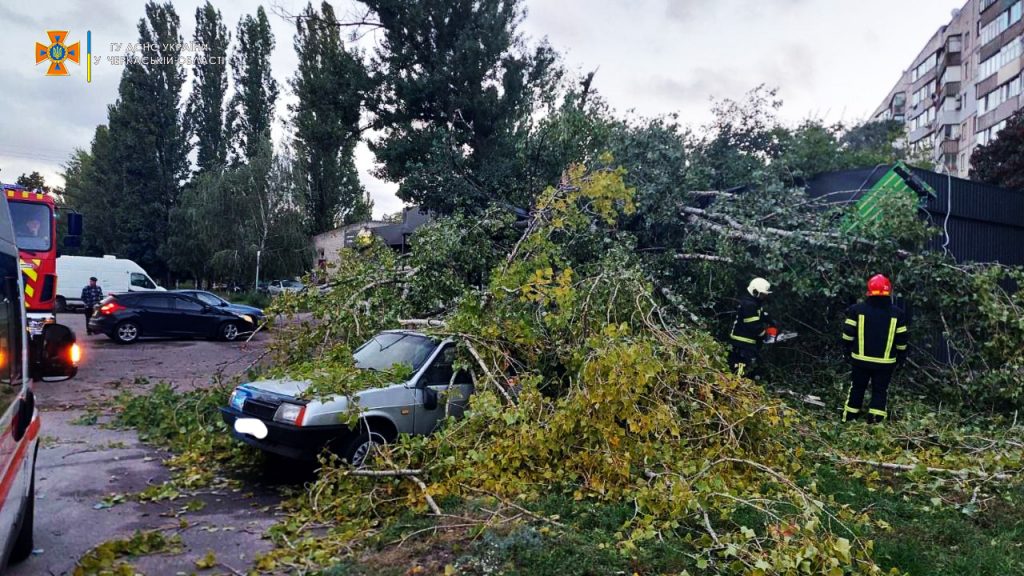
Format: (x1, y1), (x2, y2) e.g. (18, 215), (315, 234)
(108, 382), (1024, 575)
(814, 464), (1024, 575)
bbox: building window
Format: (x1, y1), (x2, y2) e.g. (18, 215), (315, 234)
(911, 53), (937, 82)
(977, 39), (1022, 80)
(980, 0), (998, 12)
(911, 108), (934, 131)
(980, 0), (1021, 45)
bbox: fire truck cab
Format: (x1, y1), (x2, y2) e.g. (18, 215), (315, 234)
(2, 185), (60, 335)
(0, 191), (79, 570)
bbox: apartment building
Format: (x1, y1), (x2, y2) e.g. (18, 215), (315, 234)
(872, 0), (1024, 177)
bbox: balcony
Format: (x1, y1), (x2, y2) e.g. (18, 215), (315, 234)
(941, 65), (962, 84)
(941, 137), (961, 155)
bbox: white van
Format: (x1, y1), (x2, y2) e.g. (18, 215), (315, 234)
(56, 255), (164, 311)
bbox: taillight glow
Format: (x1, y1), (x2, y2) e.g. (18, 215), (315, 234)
(70, 343), (81, 364)
(98, 302), (124, 315)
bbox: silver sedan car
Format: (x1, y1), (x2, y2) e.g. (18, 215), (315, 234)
(220, 331), (474, 464)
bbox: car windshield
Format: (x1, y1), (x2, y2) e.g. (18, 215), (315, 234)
(353, 333), (437, 373)
(10, 201), (52, 252)
(193, 292), (225, 306)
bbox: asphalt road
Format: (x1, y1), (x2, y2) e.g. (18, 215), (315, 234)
(8, 313), (283, 576)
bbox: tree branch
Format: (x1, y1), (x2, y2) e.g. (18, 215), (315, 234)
(410, 475), (442, 515)
(675, 253), (734, 263)
(348, 468), (423, 477)
(465, 341), (516, 406)
(841, 458), (1016, 481)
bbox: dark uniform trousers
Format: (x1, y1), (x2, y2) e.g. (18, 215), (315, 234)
(844, 365), (893, 423)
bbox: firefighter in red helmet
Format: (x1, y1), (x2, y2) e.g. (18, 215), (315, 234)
(840, 274), (909, 423)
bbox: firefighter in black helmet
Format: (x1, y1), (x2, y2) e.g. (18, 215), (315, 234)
(728, 277), (778, 376)
(841, 274), (909, 423)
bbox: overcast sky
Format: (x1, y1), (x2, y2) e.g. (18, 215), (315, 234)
(1, 0), (964, 218)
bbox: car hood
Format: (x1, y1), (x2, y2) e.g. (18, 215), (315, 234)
(225, 303), (264, 316)
(243, 378), (311, 398)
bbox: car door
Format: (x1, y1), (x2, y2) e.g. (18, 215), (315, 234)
(137, 295), (175, 336)
(171, 295), (214, 336)
(413, 344), (473, 434)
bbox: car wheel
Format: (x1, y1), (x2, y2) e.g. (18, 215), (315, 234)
(55, 296), (67, 313)
(9, 467), (35, 564)
(342, 429), (389, 468)
(219, 322), (240, 341)
(114, 321), (140, 344)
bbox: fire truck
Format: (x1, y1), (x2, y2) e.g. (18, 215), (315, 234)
(0, 184), (82, 335)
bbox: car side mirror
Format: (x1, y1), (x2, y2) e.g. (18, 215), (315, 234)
(63, 235), (82, 248)
(66, 212), (84, 236)
(422, 387), (438, 411)
(32, 323), (79, 381)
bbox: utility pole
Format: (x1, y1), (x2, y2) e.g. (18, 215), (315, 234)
(255, 249), (262, 292)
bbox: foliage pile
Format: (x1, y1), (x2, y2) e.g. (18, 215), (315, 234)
(74, 530), (182, 576)
(112, 381), (260, 494)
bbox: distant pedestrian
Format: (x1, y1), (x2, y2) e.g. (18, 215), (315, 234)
(81, 277), (103, 335)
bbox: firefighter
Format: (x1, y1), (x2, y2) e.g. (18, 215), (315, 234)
(841, 274), (909, 423)
(728, 277), (778, 376)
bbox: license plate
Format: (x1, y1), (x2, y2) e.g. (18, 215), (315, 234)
(234, 418), (268, 439)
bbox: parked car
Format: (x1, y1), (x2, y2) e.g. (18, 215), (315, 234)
(89, 292), (258, 344)
(210, 282), (244, 294)
(174, 290), (267, 328)
(267, 279), (305, 296)
(220, 331), (474, 463)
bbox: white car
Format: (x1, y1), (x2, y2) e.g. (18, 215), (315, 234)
(267, 280), (304, 296)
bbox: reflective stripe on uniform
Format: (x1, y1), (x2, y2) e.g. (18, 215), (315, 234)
(857, 314), (865, 357)
(730, 333), (757, 344)
(868, 408), (887, 418)
(844, 318), (857, 326)
(883, 318), (897, 359)
(743, 316), (760, 323)
(895, 326), (908, 334)
(895, 344), (908, 351)
(841, 334), (854, 341)
(851, 353), (897, 364)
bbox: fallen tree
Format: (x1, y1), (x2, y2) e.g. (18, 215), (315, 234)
(260, 165), (897, 574)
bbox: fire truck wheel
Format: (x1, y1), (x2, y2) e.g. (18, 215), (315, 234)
(114, 321), (141, 344)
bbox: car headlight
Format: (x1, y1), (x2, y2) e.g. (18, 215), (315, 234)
(229, 387), (250, 411)
(239, 314), (253, 325)
(273, 402), (305, 426)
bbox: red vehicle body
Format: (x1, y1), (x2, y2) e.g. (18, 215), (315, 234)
(1, 184), (58, 332)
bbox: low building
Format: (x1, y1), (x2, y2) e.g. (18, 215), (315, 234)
(312, 206), (432, 267)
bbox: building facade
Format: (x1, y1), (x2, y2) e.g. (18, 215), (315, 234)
(872, 0), (1024, 177)
(312, 206), (432, 267)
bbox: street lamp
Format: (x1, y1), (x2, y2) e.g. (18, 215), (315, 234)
(255, 249), (262, 292)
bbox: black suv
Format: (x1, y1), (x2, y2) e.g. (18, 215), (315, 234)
(89, 292), (257, 344)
